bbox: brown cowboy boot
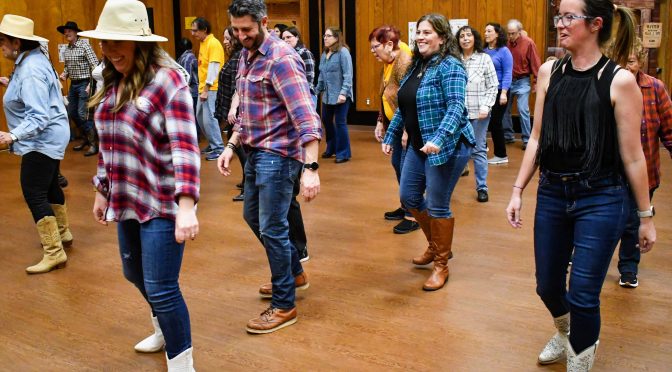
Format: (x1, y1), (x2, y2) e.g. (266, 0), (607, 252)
(409, 209), (452, 265)
(423, 217), (454, 291)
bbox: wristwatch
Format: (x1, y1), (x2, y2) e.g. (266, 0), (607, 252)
(637, 205), (655, 218)
(9, 133), (17, 143)
(303, 162), (319, 171)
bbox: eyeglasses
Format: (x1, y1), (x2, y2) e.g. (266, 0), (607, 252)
(323, 34), (334, 38)
(370, 43), (382, 52)
(190, 29), (199, 33)
(553, 14), (595, 28)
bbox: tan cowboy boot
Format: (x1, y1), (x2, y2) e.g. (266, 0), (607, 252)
(26, 216), (67, 274)
(423, 217), (454, 291)
(51, 203), (73, 247)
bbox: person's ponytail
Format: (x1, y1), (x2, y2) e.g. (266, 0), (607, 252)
(605, 5), (637, 67)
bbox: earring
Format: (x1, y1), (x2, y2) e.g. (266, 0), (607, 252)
(12, 50), (18, 56)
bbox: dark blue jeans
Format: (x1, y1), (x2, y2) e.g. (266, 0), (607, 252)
(534, 171), (628, 353)
(399, 143), (471, 218)
(243, 150), (304, 309)
(390, 137), (410, 217)
(321, 99), (352, 160)
(67, 79), (93, 132)
(117, 218), (191, 359)
(617, 189), (655, 275)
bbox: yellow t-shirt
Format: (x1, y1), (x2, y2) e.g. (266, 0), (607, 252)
(382, 41), (413, 121)
(198, 34), (225, 92)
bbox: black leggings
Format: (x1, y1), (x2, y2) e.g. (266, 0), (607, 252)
(20, 152), (64, 222)
(489, 89), (510, 158)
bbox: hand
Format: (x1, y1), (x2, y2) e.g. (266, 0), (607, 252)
(478, 111), (489, 120)
(199, 90), (208, 101)
(419, 141), (440, 155)
(227, 108), (237, 125)
(59, 72), (67, 81)
(217, 147), (235, 176)
(638, 218), (656, 253)
(337, 94), (346, 104)
(92, 191), (109, 226)
(499, 93), (508, 106)
(401, 131), (408, 149)
(0, 77), (8, 87)
(85, 85), (90, 95)
(382, 143), (392, 156)
(301, 169), (321, 202)
(0, 131), (13, 145)
(374, 121), (384, 142)
(175, 205), (199, 243)
(506, 194), (523, 228)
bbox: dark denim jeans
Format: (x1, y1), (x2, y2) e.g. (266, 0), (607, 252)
(67, 79), (93, 132)
(117, 218), (191, 359)
(390, 137), (410, 217)
(534, 171), (628, 352)
(399, 143), (471, 218)
(321, 99), (352, 160)
(243, 150), (304, 309)
(617, 189), (655, 275)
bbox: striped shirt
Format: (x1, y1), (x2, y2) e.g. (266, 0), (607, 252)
(462, 52), (498, 119)
(93, 67), (200, 223)
(384, 54), (475, 166)
(63, 38), (98, 80)
(234, 35), (322, 161)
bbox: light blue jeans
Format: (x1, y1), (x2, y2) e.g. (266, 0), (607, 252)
(470, 117), (490, 191)
(502, 77), (531, 143)
(196, 91), (224, 153)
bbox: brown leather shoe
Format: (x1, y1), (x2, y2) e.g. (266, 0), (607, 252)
(246, 306), (297, 334)
(259, 272), (309, 298)
(423, 217), (454, 291)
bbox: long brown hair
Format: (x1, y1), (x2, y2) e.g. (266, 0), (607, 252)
(583, 0), (637, 67)
(411, 13), (461, 66)
(325, 27), (348, 52)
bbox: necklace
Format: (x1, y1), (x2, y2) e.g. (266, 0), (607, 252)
(417, 60), (429, 78)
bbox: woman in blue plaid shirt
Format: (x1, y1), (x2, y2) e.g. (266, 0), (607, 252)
(382, 14), (475, 291)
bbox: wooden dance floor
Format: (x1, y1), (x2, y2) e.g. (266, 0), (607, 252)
(1, 127), (670, 371)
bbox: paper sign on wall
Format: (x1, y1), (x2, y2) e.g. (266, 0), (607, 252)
(408, 22), (417, 49)
(449, 19), (469, 36)
(642, 23), (662, 48)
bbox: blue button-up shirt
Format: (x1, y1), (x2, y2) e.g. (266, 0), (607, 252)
(316, 47), (353, 105)
(4, 48), (69, 159)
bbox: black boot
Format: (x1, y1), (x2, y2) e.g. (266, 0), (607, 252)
(72, 133), (89, 151)
(84, 128), (99, 157)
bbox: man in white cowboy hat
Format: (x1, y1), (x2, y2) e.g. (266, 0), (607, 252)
(57, 20), (99, 157)
(0, 14), (73, 274)
(80, 1), (199, 371)
(218, 0), (322, 334)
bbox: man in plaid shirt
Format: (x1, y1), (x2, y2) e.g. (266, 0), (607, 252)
(219, 0), (321, 334)
(57, 21), (99, 156)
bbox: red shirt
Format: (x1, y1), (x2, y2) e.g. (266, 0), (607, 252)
(637, 71), (672, 191)
(507, 35), (541, 80)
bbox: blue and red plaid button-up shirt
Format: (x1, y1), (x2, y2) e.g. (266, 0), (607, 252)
(234, 35), (321, 161)
(637, 71), (672, 191)
(93, 67), (200, 223)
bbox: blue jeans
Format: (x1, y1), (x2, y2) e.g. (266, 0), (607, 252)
(534, 171), (628, 352)
(67, 79), (93, 132)
(502, 77), (531, 143)
(470, 117), (490, 191)
(117, 218), (191, 359)
(243, 150), (304, 309)
(196, 91), (224, 152)
(399, 143), (471, 218)
(617, 190), (654, 275)
(321, 99), (352, 160)
(390, 137), (411, 217)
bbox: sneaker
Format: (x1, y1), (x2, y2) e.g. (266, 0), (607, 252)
(505, 138), (516, 144)
(522, 142), (528, 150)
(205, 151), (222, 161)
(393, 219), (420, 234)
(461, 165), (470, 177)
(232, 192), (244, 202)
(488, 156), (509, 164)
(200, 146), (213, 154)
(259, 272), (309, 298)
(57, 173), (68, 188)
(235, 182), (244, 190)
(384, 207), (405, 221)
(619, 273), (639, 288)
(477, 190), (489, 203)
(246, 306), (297, 334)
(298, 245), (310, 262)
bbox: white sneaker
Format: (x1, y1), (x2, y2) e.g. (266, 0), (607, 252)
(488, 156), (509, 164)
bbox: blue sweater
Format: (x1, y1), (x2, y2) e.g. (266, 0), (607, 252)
(484, 46), (513, 91)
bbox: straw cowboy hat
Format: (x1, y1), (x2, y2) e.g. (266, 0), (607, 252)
(78, 0), (167, 42)
(0, 15), (48, 42)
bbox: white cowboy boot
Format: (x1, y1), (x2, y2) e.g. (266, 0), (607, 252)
(538, 313), (570, 364)
(166, 347), (195, 372)
(567, 340), (599, 372)
(134, 314), (165, 352)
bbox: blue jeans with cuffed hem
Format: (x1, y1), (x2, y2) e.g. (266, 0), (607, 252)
(117, 218), (191, 359)
(243, 150), (304, 309)
(470, 117), (490, 191)
(399, 143), (471, 218)
(534, 171), (628, 353)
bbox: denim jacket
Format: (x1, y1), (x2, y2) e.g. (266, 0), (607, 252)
(4, 48), (69, 159)
(316, 47), (353, 104)
(383, 54), (474, 166)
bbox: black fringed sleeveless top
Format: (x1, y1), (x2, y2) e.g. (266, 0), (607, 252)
(537, 55), (623, 175)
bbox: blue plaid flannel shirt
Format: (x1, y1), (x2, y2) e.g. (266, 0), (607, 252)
(383, 54), (475, 166)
